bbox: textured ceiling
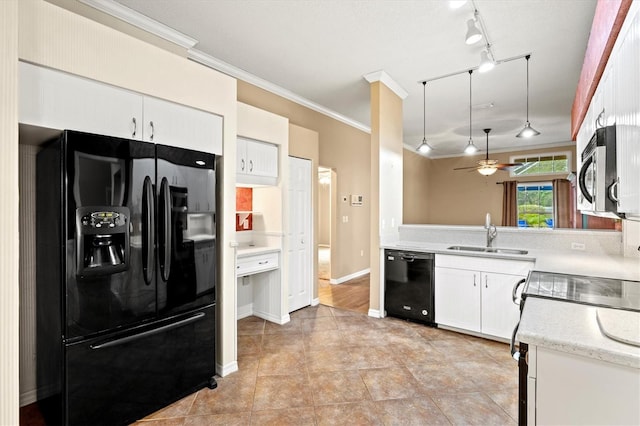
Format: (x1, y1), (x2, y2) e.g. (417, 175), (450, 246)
(116, 0), (597, 157)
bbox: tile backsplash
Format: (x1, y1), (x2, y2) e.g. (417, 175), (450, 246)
(236, 187), (253, 231)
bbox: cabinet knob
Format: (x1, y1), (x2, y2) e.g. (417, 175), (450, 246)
(132, 117), (137, 138)
(249, 160), (253, 172)
(149, 121), (155, 141)
(241, 159), (245, 171)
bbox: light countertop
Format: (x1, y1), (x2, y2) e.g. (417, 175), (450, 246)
(236, 245), (280, 257)
(517, 297), (640, 369)
(382, 241), (640, 281)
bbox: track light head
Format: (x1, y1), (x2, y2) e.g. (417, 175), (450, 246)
(478, 49), (495, 72)
(465, 18), (483, 45)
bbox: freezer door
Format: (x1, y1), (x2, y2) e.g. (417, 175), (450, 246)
(62, 304), (216, 426)
(64, 131), (157, 339)
(156, 145), (216, 316)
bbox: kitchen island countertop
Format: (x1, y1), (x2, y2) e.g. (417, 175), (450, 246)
(517, 297), (640, 368)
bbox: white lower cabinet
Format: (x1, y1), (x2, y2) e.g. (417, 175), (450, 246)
(236, 250), (286, 324)
(435, 255), (533, 340)
(529, 345), (640, 425)
(434, 268), (481, 332)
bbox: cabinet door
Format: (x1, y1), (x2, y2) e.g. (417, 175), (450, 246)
(481, 272), (525, 339)
(143, 96), (222, 154)
(613, 9), (640, 215)
(246, 140), (278, 178)
(19, 62), (142, 140)
(434, 267), (480, 332)
(237, 137), (248, 174)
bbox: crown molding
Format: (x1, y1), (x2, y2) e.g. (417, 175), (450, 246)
(188, 48), (371, 134)
(78, 0), (198, 49)
(78, 0), (371, 134)
(363, 70), (409, 100)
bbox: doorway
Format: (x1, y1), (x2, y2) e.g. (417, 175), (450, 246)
(317, 167), (332, 284)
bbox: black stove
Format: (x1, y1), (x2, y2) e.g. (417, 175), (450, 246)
(523, 270), (640, 312)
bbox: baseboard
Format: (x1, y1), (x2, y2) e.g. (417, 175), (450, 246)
(253, 310), (290, 325)
(311, 297), (320, 306)
(368, 308), (381, 319)
(217, 360), (238, 377)
(20, 389), (38, 407)
(237, 303), (253, 320)
(329, 268), (370, 285)
(20, 382), (60, 407)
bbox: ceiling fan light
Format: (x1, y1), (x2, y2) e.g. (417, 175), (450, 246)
(478, 50), (495, 73)
(417, 138), (432, 154)
(465, 19), (483, 45)
(478, 165), (498, 176)
(449, 0), (468, 9)
(516, 122), (541, 138)
(464, 139), (478, 154)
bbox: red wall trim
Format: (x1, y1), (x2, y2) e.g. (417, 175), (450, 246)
(570, 0), (632, 140)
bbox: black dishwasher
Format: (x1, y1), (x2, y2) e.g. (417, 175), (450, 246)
(384, 250), (435, 325)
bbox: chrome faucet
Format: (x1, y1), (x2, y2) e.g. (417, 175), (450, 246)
(485, 213), (497, 247)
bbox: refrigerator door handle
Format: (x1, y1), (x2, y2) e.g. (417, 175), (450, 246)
(142, 176), (155, 285)
(89, 312), (205, 350)
(160, 177), (172, 282)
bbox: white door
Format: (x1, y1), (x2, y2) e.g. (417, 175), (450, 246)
(288, 156), (312, 312)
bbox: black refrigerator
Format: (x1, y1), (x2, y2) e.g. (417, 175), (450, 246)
(36, 130), (217, 425)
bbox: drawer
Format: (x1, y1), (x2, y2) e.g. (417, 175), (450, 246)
(236, 252), (279, 276)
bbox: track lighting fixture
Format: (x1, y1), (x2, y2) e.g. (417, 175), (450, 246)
(464, 70), (479, 155)
(516, 54), (540, 138)
(478, 48), (495, 73)
(465, 14), (482, 45)
(416, 81), (433, 154)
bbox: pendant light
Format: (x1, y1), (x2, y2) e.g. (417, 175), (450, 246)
(464, 70), (479, 154)
(416, 81), (433, 154)
(477, 128), (498, 176)
(516, 54), (540, 138)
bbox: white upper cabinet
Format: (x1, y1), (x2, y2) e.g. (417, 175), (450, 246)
(19, 62), (222, 155)
(142, 96), (222, 154)
(236, 137), (278, 186)
(612, 7), (640, 215)
(19, 62), (142, 140)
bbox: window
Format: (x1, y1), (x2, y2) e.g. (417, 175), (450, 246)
(509, 151), (571, 177)
(517, 183), (553, 228)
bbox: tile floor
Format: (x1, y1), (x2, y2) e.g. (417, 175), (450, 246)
(133, 305), (518, 425)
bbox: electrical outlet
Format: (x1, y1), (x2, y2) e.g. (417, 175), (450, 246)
(571, 242), (585, 251)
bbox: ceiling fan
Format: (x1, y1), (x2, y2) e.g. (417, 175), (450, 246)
(454, 128), (522, 175)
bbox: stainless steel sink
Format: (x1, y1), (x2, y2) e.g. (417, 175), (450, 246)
(447, 245), (528, 255)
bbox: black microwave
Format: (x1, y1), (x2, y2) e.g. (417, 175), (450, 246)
(577, 125), (622, 218)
